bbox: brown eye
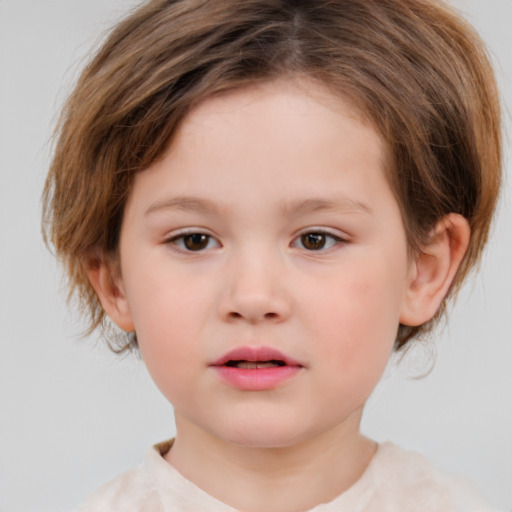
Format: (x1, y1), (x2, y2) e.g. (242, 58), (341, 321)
(169, 232), (219, 252)
(183, 233), (210, 251)
(301, 233), (327, 250)
(293, 231), (343, 251)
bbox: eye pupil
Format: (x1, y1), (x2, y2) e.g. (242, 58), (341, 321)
(184, 234), (209, 251)
(302, 233), (326, 250)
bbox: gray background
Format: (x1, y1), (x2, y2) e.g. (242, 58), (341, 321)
(0, 1), (511, 511)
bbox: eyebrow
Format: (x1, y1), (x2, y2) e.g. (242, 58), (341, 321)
(145, 195), (373, 217)
(145, 196), (220, 216)
(281, 198), (373, 217)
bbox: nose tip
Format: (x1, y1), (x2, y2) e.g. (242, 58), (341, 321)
(218, 261), (291, 324)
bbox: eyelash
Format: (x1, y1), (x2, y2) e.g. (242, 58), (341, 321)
(166, 231), (221, 253)
(292, 231), (345, 251)
(165, 229), (346, 253)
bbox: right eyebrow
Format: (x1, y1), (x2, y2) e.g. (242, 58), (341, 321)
(145, 196), (220, 216)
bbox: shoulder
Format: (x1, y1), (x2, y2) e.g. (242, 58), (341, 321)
(72, 439), (237, 512)
(365, 443), (492, 512)
(72, 465), (160, 512)
(72, 440), (175, 512)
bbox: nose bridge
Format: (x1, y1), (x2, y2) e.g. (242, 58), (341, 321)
(220, 242), (290, 323)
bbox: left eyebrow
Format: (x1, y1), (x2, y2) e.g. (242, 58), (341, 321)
(281, 198), (373, 218)
(145, 196), (220, 216)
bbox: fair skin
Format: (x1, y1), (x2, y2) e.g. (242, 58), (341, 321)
(88, 79), (469, 512)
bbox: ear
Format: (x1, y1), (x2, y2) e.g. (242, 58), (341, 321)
(400, 213), (470, 326)
(84, 254), (135, 333)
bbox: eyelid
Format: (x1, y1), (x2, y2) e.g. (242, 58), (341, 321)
(164, 228), (222, 252)
(290, 228), (349, 251)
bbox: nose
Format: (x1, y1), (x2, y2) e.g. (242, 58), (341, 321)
(218, 250), (292, 324)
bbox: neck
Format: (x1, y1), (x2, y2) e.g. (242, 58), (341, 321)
(165, 411), (376, 512)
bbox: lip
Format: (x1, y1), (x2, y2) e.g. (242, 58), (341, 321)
(210, 346), (304, 391)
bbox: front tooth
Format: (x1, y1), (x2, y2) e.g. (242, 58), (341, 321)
(258, 362), (279, 368)
(238, 362), (258, 369)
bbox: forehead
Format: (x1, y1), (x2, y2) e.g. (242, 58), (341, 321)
(180, 78), (371, 143)
(123, 79), (399, 227)
(165, 78), (385, 183)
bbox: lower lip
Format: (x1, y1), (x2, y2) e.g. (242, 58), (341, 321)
(212, 365), (302, 391)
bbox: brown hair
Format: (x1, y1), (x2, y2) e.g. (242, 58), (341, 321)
(43, 0), (502, 352)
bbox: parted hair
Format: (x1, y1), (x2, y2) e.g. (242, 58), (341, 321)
(43, 0), (502, 352)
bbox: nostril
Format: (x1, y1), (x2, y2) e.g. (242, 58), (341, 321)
(227, 311), (279, 321)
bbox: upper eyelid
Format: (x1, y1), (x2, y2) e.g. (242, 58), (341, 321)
(163, 227), (348, 238)
(293, 227), (348, 240)
(164, 227), (218, 240)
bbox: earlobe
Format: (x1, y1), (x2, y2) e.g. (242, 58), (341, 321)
(400, 213), (470, 327)
(84, 255), (135, 332)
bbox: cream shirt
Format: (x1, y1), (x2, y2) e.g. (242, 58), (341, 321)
(74, 440), (492, 511)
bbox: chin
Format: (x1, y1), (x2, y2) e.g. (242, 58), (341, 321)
(211, 416), (320, 450)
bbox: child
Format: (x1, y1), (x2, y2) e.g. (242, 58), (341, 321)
(43, 0), (502, 510)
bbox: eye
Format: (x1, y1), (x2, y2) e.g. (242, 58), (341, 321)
(292, 231), (344, 251)
(167, 232), (220, 252)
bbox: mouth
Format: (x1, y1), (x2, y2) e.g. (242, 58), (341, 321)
(211, 346), (302, 368)
(224, 359), (287, 369)
(211, 346), (303, 391)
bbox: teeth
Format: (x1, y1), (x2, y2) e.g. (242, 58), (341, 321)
(236, 361), (281, 369)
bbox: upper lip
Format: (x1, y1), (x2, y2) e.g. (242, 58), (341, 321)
(211, 346), (303, 367)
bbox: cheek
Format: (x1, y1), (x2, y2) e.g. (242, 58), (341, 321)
(131, 290), (208, 406)
(121, 262), (215, 381)
(303, 258), (405, 375)
(123, 251), (214, 332)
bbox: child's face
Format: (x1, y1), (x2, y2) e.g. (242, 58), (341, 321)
(113, 80), (415, 447)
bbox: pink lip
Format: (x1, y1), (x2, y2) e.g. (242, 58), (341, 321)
(210, 346), (303, 391)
